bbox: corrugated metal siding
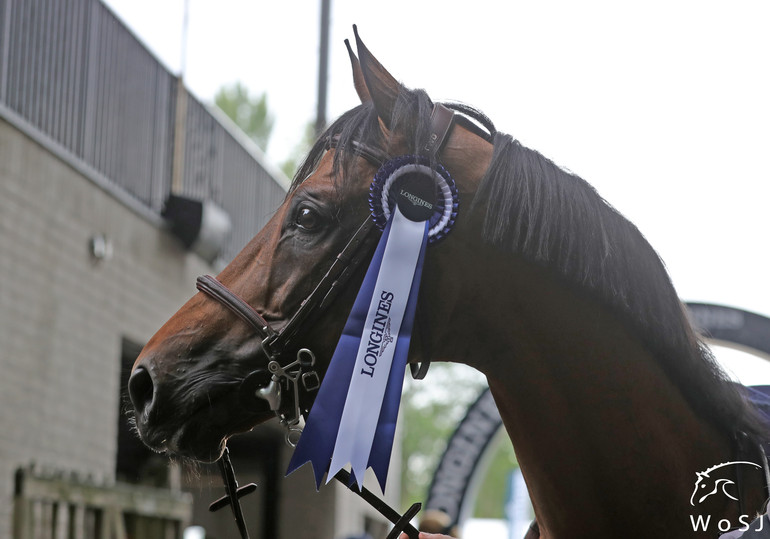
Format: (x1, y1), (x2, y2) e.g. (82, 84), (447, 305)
(182, 96), (287, 261)
(0, 0), (287, 262)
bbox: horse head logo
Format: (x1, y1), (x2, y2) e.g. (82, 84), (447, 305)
(690, 461), (762, 506)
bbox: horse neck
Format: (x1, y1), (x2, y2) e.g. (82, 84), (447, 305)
(424, 127), (766, 534)
(464, 260), (756, 536)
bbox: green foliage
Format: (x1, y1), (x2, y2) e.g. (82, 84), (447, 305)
(280, 121), (316, 179)
(400, 364), (521, 519)
(472, 434), (518, 518)
(214, 82), (274, 152)
(399, 363), (488, 510)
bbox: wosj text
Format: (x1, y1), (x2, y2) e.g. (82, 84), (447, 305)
(360, 291), (394, 378)
(690, 513), (765, 534)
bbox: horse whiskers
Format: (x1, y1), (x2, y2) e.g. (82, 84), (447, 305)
(168, 454), (203, 483)
(121, 393), (140, 435)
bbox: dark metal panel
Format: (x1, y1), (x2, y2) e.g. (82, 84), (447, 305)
(11, 0), (30, 116)
(215, 127), (286, 262)
(41, 0), (56, 136)
(149, 71), (175, 211)
(183, 95), (219, 201)
(0, 0), (8, 103)
(80, 0), (100, 165)
(0, 0), (287, 262)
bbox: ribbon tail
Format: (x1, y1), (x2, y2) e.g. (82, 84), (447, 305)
(286, 220), (393, 488)
(328, 210), (426, 489)
(368, 222), (429, 492)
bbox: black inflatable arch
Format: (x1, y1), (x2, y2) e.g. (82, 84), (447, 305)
(423, 303), (770, 531)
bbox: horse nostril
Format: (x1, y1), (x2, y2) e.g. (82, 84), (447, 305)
(128, 367), (154, 417)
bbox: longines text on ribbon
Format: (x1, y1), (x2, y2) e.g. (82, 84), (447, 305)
(361, 291), (394, 378)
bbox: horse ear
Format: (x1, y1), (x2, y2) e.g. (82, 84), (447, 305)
(345, 39), (371, 104)
(353, 25), (401, 128)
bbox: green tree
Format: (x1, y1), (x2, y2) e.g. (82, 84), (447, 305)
(214, 82), (274, 152)
(400, 364), (520, 518)
(473, 435), (518, 518)
(280, 120), (316, 179)
(400, 363), (488, 508)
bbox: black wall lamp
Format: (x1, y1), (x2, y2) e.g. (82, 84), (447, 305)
(162, 194), (232, 264)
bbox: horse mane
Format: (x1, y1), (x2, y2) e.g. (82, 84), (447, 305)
(291, 87), (767, 443)
(472, 132), (767, 442)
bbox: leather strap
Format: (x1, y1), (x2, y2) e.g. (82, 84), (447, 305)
(423, 103), (455, 158)
(265, 216), (379, 356)
(406, 102), (455, 380)
(333, 469), (420, 539)
(410, 360), (430, 380)
(197, 275), (276, 340)
(211, 447), (254, 539)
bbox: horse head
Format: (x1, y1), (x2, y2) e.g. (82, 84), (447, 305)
(127, 29), (493, 462)
(125, 26), (770, 537)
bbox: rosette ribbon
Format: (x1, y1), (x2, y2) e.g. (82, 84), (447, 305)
(287, 156), (458, 492)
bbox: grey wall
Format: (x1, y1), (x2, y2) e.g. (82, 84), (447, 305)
(0, 117), (211, 536)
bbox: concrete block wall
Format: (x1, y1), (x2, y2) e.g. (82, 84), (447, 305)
(0, 116), (405, 539)
(0, 117), (211, 537)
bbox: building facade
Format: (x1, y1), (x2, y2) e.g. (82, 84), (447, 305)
(0, 0), (400, 537)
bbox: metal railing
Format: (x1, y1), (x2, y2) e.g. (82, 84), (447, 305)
(0, 0), (288, 261)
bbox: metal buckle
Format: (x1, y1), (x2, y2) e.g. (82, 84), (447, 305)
(264, 348), (318, 446)
(302, 371), (320, 391)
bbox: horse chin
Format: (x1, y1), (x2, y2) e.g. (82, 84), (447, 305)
(136, 394), (276, 463)
(170, 412), (275, 462)
(165, 428), (227, 463)
(159, 410), (276, 463)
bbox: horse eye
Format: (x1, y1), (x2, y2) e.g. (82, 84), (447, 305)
(296, 207), (321, 231)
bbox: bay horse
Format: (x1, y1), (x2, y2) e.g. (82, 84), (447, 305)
(128, 29), (769, 538)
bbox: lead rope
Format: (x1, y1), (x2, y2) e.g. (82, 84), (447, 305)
(209, 445), (420, 539)
(210, 447), (256, 539)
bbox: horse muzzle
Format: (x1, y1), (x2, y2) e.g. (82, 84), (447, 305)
(128, 345), (277, 461)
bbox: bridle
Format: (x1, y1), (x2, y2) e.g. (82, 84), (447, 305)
(196, 212), (381, 444)
(195, 145), (388, 447)
(195, 103), (490, 539)
(196, 103), (461, 442)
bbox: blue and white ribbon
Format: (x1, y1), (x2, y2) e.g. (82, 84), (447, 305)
(287, 156), (457, 492)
